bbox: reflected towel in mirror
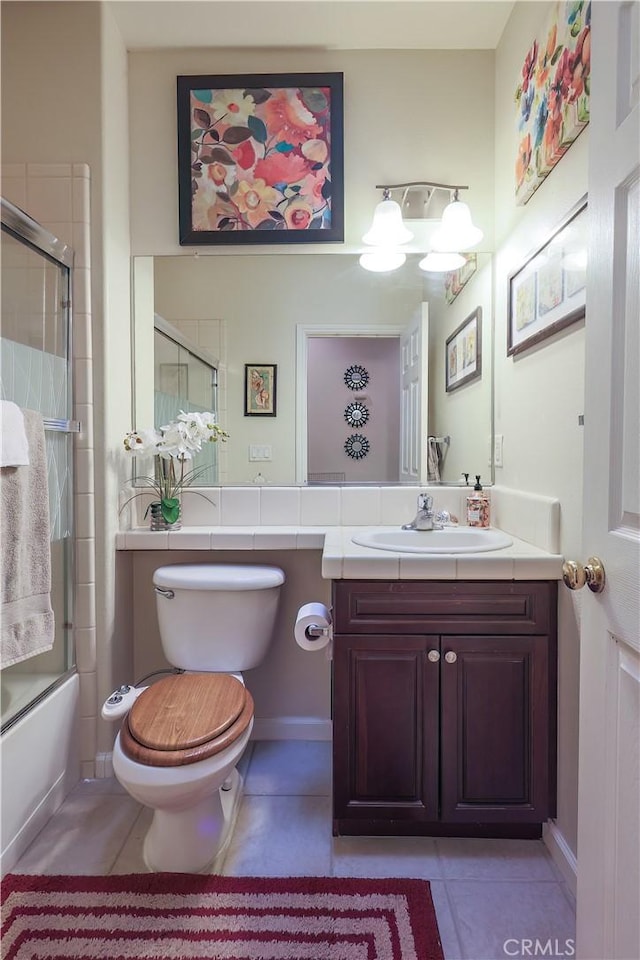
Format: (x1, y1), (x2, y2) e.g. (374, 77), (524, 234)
(427, 438), (442, 482)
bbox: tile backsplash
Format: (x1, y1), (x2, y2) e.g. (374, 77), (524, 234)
(126, 483), (560, 554)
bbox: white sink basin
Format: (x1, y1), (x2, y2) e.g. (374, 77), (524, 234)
(351, 527), (513, 554)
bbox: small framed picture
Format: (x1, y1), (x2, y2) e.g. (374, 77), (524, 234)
(445, 307), (482, 393)
(244, 364), (277, 416)
(508, 196), (587, 356)
(445, 253), (477, 305)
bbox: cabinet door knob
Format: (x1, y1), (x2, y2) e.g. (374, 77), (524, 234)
(562, 556), (606, 593)
(427, 649), (440, 662)
(444, 651), (457, 664)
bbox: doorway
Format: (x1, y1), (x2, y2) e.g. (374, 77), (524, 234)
(306, 336), (401, 483)
(295, 324), (405, 484)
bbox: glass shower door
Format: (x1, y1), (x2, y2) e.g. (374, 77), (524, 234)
(0, 204), (75, 732)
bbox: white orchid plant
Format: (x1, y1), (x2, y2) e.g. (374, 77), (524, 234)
(123, 411), (228, 523)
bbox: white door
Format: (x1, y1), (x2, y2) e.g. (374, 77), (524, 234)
(576, 4), (640, 958)
(399, 302), (429, 484)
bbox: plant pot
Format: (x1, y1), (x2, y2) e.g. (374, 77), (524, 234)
(149, 500), (182, 532)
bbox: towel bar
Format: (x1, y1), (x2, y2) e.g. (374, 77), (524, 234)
(43, 418), (81, 433)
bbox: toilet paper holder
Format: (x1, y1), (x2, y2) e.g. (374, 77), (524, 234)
(305, 623), (333, 641)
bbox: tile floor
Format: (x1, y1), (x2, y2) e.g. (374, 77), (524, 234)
(11, 740), (576, 960)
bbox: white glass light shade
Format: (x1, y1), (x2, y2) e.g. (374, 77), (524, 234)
(431, 199), (483, 252)
(362, 199), (413, 246)
(359, 251), (406, 272)
(418, 251), (466, 273)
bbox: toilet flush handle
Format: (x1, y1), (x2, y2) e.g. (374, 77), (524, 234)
(154, 586), (175, 599)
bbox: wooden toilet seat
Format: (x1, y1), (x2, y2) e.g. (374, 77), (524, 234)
(119, 673), (254, 767)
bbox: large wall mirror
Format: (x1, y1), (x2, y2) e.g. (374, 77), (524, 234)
(132, 252), (494, 486)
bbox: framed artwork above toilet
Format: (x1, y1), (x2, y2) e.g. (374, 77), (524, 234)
(177, 72), (344, 246)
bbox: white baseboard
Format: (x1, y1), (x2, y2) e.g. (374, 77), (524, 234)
(95, 752), (114, 779)
(251, 717), (332, 740)
(544, 820), (577, 898)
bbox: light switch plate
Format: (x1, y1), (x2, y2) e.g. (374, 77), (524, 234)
(494, 434), (504, 468)
(249, 444), (272, 461)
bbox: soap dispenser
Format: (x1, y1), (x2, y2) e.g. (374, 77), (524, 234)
(466, 475), (491, 528)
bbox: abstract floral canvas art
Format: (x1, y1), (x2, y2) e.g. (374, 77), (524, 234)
(515, 1), (590, 204)
(178, 73), (344, 244)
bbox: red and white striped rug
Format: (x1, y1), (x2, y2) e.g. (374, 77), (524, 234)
(1, 873), (443, 960)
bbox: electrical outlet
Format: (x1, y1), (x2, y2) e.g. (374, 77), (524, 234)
(494, 434), (504, 468)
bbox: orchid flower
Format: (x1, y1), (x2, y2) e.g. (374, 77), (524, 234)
(122, 412), (228, 523)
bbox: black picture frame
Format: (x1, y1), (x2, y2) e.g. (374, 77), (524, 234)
(244, 364), (277, 417)
(445, 307), (482, 392)
(507, 196), (587, 356)
(177, 72), (344, 246)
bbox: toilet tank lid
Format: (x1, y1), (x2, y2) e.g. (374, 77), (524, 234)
(153, 563), (285, 591)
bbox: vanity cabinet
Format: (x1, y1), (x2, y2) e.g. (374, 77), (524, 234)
(331, 580), (557, 838)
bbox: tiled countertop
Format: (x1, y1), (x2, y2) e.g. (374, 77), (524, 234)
(116, 526), (563, 580)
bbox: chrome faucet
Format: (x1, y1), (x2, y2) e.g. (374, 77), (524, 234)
(403, 493), (437, 531)
(402, 494), (454, 532)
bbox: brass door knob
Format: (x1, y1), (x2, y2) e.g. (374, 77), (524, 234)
(562, 556), (606, 593)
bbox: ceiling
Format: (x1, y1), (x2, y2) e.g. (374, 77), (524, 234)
(108, 0), (515, 51)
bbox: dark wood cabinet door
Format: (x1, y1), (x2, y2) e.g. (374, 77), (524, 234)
(440, 635), (550, 823)
(333, 634), (440, 822)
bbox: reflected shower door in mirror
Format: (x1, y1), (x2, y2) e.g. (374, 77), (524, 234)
(153, 316), (222, 484)
(132, 253), (493, 486)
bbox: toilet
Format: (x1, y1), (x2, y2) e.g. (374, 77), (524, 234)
(109, 563), (285, 873)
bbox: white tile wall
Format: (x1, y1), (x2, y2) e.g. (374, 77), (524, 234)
(123, 482), (561, 555)
(166, 529), (212, 550)
(491, 486), (560, 552)
(260, 487), (301, 525)
(340, 487), (381, 526)
(380, 486), (425, 524)
(220, 487), (261, 526)
(300, 487), (341, 525)
(179, 490), (221, 525)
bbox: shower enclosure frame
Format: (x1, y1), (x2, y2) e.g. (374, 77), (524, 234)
(1, 197), (78, 734)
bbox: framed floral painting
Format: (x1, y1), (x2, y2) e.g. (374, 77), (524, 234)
(445, 253), (477, 305)
(244, 364), (277, 416)
(515, 1), (590, 205)
(507, 196), (587, 356)
(445, 308), (482, 392)
(177, 73), (344, 245)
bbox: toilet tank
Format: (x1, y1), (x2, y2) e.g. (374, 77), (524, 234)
(152, 564), (285, 672)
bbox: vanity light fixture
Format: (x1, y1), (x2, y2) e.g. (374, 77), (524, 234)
(362, 188), (413, 246)
(358, 251), (407, 272)
(418, 251), (466, 273)
(361, 180), (484, 273)
(431, 189), (484, 253)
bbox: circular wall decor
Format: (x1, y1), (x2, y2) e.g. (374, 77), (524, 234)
(344, 401), (370, 428)
(343, 364), (370, 390)
(344, 434), (370, 460)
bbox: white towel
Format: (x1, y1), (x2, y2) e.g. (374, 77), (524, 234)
(0, 401), (30, 466)
(427, 438), (441, 482)
(0, 409), (54, 667)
